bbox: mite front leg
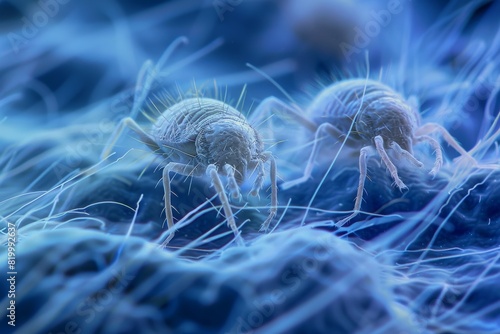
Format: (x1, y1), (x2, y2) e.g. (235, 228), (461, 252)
(281, 122), (345, 190)
(414, 135), (443, 176)
(259, 152), (278, 232)
(390, 141), (424, 168)
(206, 164), (245, 246)
(162, 162), (202, 245)
(337, 146), (370, 227)
(249, 160), (265, 198)
(224, 164), (242, 201)
(374, 135), (407, 190)
(415, 123), (476, 165)
(101, 117), (161, 160)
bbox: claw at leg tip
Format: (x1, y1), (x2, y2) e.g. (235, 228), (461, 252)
(395, 180), (407, 191)
(260, 221), (270, 232)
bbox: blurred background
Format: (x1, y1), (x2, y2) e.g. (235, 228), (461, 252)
(0, 0), (496, 111)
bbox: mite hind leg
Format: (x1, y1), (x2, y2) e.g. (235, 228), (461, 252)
(281, 122), (346, 190)
(249, 96), (318, 133)
(337, 146), (370, 227)
(251, 96), (358, 145)
(101, 117), (161, 160)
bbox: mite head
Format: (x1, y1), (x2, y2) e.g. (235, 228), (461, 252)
(196, 120), (263, 184)
(356, 97), (419, 153)
(385, 102), (420, 153)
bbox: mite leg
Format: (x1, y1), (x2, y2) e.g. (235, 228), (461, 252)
(101, 117), (160, 160)
(374, 135), (407, 190)
(249, 160), (265, 199)
(414, 135), (443, 176)
(390, 141), (424, 168)
(259, 152), (278, 232)
(207, 164), (245, 246)
(337, 146), (370, 227)
(415, 123), (476, 164)
(250, 97), (357, 145)
(249, 96), (318, 133)
(224, 164), (242, 201)
(281, 122), (345, 190)
(161, 162), (202, 246)
(131, 36), (189, 118)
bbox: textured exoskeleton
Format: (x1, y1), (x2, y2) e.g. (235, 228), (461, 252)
(252, 78), (474, 225)
(102, 97), (278, 246)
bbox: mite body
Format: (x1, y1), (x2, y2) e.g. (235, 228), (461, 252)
(306, 79), (419, 154)
(252, 78), (473, 225)
(102, 97), (277, 246)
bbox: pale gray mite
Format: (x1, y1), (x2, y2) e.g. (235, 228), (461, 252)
(101, 97), (278, 246)
(252, 78), (474, 226)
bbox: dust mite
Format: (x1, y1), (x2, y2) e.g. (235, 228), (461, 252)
(101, 97), (278, 246)
(253, 78), (474, 225)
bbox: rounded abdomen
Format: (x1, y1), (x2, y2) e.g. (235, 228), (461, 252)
(152, 98), (246, 145)
(307, 79), (419, 146)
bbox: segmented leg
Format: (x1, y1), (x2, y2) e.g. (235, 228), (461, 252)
(390, 141), (424, 168)
(162, 162), (201, 228)
(101, 117), (160, 160)
(281, 122), (345, 190)
(415, 123), (476, 164)
(131, 36), (223, 119)
(206, 164), (245, 246)
(249, 96), (318, 133)
(249, 160), (265, 198)
(224, 164), (242, 200)
(259, 152), (278, 232)
(337, 146), (370, 227)
(374, 135), (407, 190)
(414, 135), (443, 176)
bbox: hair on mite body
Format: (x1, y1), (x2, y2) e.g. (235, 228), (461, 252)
(101, 86), (278, 247)
(250, 74), (475, 226)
